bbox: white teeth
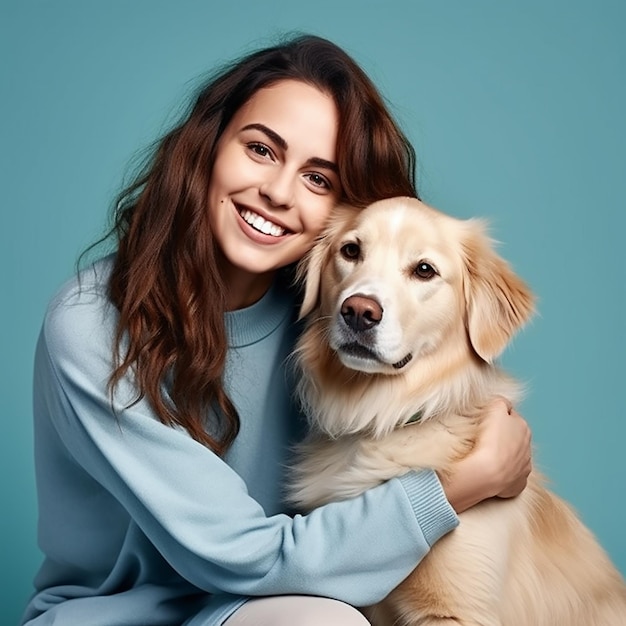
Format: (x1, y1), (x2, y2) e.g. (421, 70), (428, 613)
(240, 209), (286, 237)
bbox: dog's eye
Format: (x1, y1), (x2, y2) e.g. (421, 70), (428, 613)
(413, 262), (437, 280)
(340, 242), (361, 261)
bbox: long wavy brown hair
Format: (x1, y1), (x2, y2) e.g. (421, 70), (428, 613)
(105, 34), (418, 455)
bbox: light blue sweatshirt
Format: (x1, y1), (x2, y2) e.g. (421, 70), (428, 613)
(22, 257), (458, 626)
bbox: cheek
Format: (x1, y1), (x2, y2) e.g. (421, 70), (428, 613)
(300, 198), (336, 236)
(208, 141), (248, 197)
(398, 285), (460, 337)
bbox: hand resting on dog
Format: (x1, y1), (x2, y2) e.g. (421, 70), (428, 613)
(440, 397), (533, 513)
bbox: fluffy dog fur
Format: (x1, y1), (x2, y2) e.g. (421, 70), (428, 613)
(288, 197), (626, 625)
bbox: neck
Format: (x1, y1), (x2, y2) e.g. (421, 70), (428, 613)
(222, 268), (276, 311)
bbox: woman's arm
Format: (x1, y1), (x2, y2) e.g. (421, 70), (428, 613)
(36, 275), (458, 607)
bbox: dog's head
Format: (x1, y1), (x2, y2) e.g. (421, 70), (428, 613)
(298, 197), (535, 376)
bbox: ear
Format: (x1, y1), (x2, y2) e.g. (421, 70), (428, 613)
(461, 220), (535, 362)
(297, 204), (361, 320)
(297, 235), (330, 319)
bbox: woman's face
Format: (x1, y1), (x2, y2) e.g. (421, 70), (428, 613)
(208, 79), (340, 308)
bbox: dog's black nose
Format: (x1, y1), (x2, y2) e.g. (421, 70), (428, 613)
(341, 295), (383, 332)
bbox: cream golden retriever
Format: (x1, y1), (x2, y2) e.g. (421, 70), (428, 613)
(288, 197), (626, 625)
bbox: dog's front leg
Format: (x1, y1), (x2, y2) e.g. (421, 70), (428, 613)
(362, 413), (478, 477)
(287, 433), (415, 509)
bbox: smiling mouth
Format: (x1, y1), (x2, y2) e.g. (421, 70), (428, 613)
(237, 207), (289, 237)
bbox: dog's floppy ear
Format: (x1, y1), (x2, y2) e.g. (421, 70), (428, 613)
(461, 220), (535, 362)
(297, 204), (361, 320)
(297, 234), (331, 319)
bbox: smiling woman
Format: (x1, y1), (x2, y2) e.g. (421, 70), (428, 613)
(207, 80), (340, 309)
(22, 34), (533, 626)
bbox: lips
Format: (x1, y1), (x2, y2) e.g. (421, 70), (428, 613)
(236, 205), (289, 237)
(340, 342), (378, 361)
(338, 342), (413, 371)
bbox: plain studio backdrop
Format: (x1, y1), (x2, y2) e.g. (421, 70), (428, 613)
(2, 1), (624, 623)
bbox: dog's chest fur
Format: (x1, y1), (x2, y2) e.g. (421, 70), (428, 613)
(287, 352), (521, 511)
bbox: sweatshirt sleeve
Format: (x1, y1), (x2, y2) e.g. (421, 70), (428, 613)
(37, 280), (458, 608)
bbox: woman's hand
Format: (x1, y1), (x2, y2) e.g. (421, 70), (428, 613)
(440, 397), (532, 514)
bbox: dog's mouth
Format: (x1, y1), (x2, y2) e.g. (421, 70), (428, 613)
(391, 353), (413, 369)
(339, 342), (413, 371)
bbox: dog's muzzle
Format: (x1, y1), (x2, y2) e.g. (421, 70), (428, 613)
(336, 294), (413, 371)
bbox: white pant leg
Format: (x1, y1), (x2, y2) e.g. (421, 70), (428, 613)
(223, 595), (371, 626)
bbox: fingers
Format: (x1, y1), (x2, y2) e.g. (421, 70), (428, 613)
(491, 395), (513, 415)
(499, 449), (532, 497)
(497, 475), (528, 499)
(498, 418), (533, 498)
(450, 397), (534, 506)
(501, 401), (533, 450)
(482, 397), (533, 499)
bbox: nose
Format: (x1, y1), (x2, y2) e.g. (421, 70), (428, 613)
(341, 295), (383, 332)
(260, 170), (296, 209)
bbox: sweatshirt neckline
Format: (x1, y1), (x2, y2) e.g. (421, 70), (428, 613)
(225, 281), (295, 348)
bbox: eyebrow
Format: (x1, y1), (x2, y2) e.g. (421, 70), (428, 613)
(240, 123), (339, 174)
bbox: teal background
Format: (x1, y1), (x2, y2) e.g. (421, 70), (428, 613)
(2, 1), (624, 623)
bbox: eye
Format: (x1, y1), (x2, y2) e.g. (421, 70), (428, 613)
(413, 261), (437, 280)
(305, 172), (331, 191)
(340, 242), (361, 261)
(247, 142), (274, 160)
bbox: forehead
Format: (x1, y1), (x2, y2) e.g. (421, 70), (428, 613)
(228, 80), (339, 157)
(359, 201), (452, 240)
(343, 200), (465, 272)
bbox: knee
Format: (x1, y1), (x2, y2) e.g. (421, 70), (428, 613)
(298, 597), (371, 625)
(224, 595), (371, 626)
(225, 596), (370, 626)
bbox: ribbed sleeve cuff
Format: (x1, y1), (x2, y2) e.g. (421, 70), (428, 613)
(397, 470), (459, 547)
